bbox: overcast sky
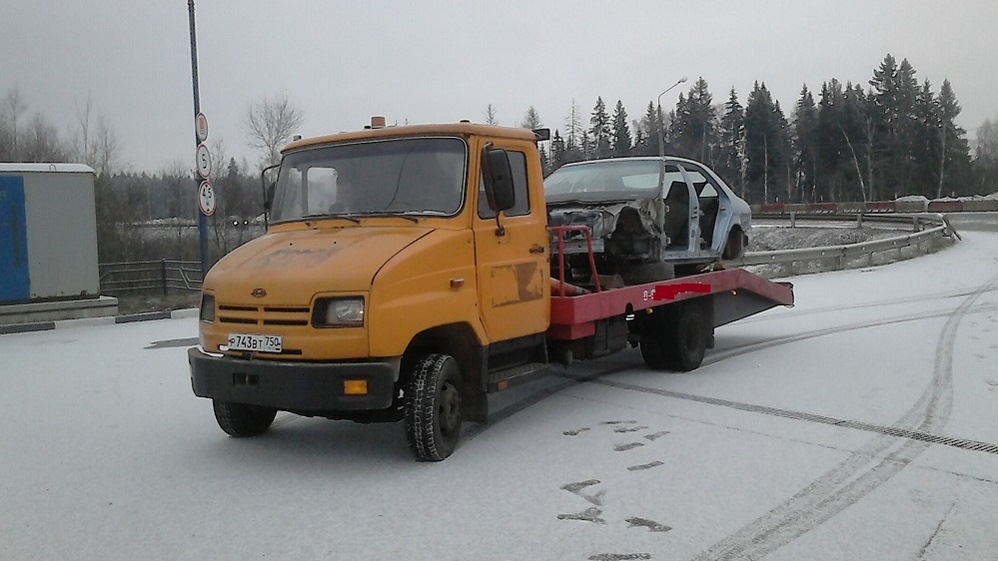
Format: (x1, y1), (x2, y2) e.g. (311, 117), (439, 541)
(5, 1), (998, 173)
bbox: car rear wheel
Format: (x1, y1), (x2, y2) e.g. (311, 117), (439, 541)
(722, 228), (747, 260)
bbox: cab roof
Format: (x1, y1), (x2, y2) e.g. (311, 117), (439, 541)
(282, 122), (537, 154)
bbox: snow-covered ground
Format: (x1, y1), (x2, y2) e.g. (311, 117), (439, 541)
(2, 220), (997, 561)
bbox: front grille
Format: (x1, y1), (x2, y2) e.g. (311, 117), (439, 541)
(217, 303), (311, 327)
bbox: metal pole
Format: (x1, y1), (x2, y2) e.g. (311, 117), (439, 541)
(188, 0), (209, 280)
(656, 77), (687, 190)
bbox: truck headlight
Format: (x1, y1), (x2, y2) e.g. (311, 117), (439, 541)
(199, 293), (215, 323)
(312, 297), (364, 328)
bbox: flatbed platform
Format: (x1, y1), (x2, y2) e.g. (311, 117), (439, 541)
(548, 268), (793, 341)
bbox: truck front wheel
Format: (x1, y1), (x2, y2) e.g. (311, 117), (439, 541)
(404, 354), (463, 461)
(212, 400), (277, 437)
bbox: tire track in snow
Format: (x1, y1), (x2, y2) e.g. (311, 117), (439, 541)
(704, 301), (998, 367)
(687, 273), (998, 561)
(463, 300), (998, 444)
(736, 284), (998, 325)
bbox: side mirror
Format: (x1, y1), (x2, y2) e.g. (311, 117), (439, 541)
(264, 182), (276, 210)
(260, 163), (281, 228)
(483, 148), (515, 212)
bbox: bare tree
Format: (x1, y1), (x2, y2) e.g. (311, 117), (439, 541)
(243, 93), (304, 167)
(19, 113), (67, 162)
(70, 95), (119, 176)
(1, 87), (28, 159)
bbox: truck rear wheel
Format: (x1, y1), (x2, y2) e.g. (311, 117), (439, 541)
(404, 354), (463, 461)
(212, 400), (277, 437)
(640, 300), (709, 372)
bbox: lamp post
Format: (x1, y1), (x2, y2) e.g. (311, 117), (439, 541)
(656, 77), (687, 194)
(656, 76), (687, 161)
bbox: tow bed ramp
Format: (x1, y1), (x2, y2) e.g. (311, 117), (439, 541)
(547, 268), (793, 341)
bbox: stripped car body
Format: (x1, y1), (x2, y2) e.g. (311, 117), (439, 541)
(545, 157), (750, 279)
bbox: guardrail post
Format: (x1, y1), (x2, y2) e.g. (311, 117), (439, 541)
(856, 213), (864, 228)
(161, 258), (168, 296)
(790, 211), (796, 228)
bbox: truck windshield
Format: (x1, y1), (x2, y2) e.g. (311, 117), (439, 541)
(271, 136), (467, 223)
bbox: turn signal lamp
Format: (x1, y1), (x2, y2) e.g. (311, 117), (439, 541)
(343, 379), (368, 395)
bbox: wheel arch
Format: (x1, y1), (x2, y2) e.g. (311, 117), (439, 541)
(402, 322), (485, 395)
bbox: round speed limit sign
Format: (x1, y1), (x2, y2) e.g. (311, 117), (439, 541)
(198, 180), (216, 216)
(196, 143), (212, 179)
(195, 112), (209, 142)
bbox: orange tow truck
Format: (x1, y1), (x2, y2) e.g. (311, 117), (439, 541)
(189, 119), (793, 461)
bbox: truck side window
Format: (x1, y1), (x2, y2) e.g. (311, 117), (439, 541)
(478, 150), (530, 218)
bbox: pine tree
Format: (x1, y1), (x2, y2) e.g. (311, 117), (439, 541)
(792, 85), (819, 202)
(550, 129), (566, 173)
(484, 104), (499, 126)
(934, 79), (971, 197)
(669, 78), (717, 162)
(564, 99), (584, 155)
(869, 54), (920, 197)
(974, 118), (998, 194)
(744, 82), (789, 203)
(589, 97), (611, 159)
(639, 101), (663, 157)
(610, 100), (632, 158)
(520, 106), (542, 130)
(719, 88), (746, 197)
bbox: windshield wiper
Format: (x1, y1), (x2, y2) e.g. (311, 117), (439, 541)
(301, 213), (360, 224)
(350, 212), (420, 223)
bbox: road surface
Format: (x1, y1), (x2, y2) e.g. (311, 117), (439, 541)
(2, 217), (997, 561)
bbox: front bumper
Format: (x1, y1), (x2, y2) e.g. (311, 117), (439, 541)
(188, 347), (397, 413)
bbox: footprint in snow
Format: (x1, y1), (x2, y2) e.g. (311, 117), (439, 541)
(614, 425), (649, 433)
(557, 507), (606, 524)
(627, 461), (664, 471)
(625, 517), (672, 532)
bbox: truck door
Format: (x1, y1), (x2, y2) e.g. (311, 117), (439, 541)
(472, 145), (550, 343)
(0, 175), (30, 302)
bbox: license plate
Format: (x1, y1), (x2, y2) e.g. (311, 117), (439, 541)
(227, 333), (283, 353)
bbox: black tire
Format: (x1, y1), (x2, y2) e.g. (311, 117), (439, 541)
(212, 400), (277, 437)
(639, 326), (670, 370)
(722, 228), (746, 260)
(639, 300), (709, 372)
(404, 354), (463, 461)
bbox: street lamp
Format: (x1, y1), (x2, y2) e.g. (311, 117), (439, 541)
(657, 76), (687, 161)
(656, 77), (687, 195)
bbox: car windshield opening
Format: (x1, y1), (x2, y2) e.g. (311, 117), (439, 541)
(545, 160), (667, 202)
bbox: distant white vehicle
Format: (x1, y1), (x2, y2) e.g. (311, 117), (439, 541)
(545, 156), (751, 281)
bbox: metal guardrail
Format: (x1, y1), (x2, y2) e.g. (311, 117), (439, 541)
(725, 213), (958, 273)
(97, 214), (959, 295)
(99, 259), (203, 296)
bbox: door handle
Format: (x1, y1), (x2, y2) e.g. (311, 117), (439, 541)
(529, 245), (545, 254)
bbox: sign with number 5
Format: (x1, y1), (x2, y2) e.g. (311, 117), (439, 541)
(196, 143), (212, 179)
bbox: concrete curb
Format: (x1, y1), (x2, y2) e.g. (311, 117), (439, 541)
(0, 308), (199, 335)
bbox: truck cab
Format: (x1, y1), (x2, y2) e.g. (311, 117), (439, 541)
(190, 122), (552, 460)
